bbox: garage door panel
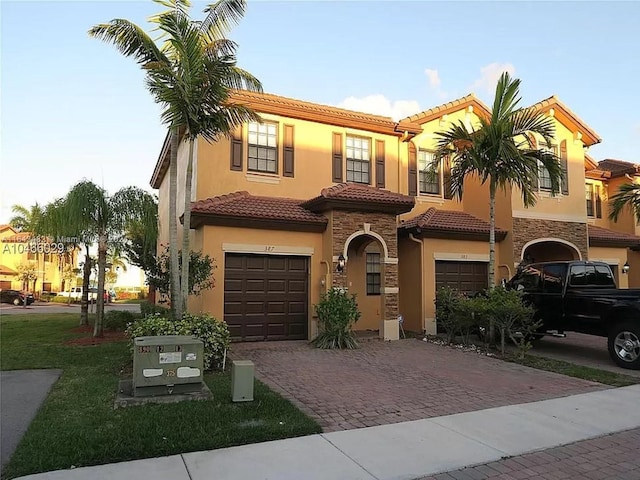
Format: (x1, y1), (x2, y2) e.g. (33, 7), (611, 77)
(435, 261), (488, 297)
(224, 253), (309, 341)
(267, 257), (287, 271)
(267, 279), (286, 292)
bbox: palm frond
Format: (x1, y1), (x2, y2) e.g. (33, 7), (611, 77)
(609, 182), (640, 223)
(88, 19), (168, 66)
(201, 0), (246, 38)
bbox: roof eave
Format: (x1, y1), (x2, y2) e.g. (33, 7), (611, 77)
(190, 213), (327, 233)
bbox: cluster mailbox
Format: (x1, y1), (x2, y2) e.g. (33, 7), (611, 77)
(133, 335), (204, 397)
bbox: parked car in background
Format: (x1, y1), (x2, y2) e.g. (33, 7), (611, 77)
(58, 287), (98, 302)
(0, 289), (35, 306)
(508, 261), (640, 370)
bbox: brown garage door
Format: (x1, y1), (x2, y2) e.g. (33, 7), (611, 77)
(224, 253), (309, 341)
(435, 261), (488, 296)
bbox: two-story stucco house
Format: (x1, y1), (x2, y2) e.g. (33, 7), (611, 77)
(150, 90), (640, 341)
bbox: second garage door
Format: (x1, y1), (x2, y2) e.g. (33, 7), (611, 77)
(435, 261), (488, 296)
(224, 253), (309, 341)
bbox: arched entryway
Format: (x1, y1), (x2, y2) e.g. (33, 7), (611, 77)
(343, 233), (386, 332)
(521, 238), (582, 264)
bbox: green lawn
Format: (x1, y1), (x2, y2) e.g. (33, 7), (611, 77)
(0, 314), (321, 479)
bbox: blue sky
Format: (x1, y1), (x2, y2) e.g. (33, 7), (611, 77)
(1, 0), (639, 225)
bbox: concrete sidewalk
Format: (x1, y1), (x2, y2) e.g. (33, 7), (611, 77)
(16, 384), (640, 480)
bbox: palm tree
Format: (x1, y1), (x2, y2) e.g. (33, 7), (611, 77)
(9, 203), (43, 232)
(11, 203), (45, 296)
(89, 0), (262, 319)
(62, 182), (157, 337)
(431, 72), (564, 341)
(609, 183), (640, 224)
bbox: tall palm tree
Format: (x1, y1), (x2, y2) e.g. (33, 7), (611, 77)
(609, 183), (640, 224)
(431, 72), (564, 341)
(89, 0), (262, 319)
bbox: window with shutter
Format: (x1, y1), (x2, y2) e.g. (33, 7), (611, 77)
(230, 127), (243, 171)
(418, 150), (440, 195)
(560, 139), (569, 194)
(595, 184), (602, 218)
(346, 136), (371, 184)
(248, 122), (278, 174)
(586, 183), (595, 217)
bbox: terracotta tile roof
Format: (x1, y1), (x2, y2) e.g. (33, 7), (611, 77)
(588, 225), (640, 247)
(302, 183), (415, 214)
(1, 231), (33, 243)
(597, 159), (640, 178)
(190, 192), (328, 230)
(0, 264), (17, 275)
(400, 207), (508, 240)
(401, 94), (491, 125)
(0, 224), (11, 232)
(528, 95), (601, 147)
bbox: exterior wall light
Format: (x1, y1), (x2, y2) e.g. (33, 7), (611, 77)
(336, 254), (346, 272)
(622, 262), (630, 274)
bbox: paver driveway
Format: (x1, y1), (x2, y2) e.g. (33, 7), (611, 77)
(231, 338), (606, 432)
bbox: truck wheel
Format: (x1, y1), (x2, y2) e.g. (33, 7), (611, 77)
(13, 298), (20, 306)
(608, 323), (640, 370)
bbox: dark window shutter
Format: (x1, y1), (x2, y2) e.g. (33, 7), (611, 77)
(408, 142), (417, 196)
(528, 134), (539, 190)
(443, 155), (453, 199)
(283, 124), (295, 177)
(332, 132), (343, 182)
(595, 185), (602, 218)
(560, 139), (569, 195)
(230, 127), (243, 171)
(375, 140), (385, 188)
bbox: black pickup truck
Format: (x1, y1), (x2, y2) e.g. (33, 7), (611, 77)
(509, 261), (640, 370)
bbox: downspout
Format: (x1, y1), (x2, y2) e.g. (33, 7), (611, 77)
(408, 233), (425, 334)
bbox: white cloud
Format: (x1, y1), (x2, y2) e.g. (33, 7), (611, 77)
(469, 62), (516, 95)
(424, 68), (448, 101)
(337, 95), (421, 121)
(425, 68), (441, 88)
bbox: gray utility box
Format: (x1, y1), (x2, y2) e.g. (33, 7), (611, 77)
(231, 360), (254, 402)
(133, 335), (204, 397)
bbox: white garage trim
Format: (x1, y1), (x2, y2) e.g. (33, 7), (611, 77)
(433, 252), (490, 262)
(222, 243), (314, 256)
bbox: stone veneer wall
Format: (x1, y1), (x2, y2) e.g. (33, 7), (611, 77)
(331, 210), (398, 321)
(512, 217), (588, 262)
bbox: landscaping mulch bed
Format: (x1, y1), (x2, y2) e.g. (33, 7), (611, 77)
(64, 325), (127, 346)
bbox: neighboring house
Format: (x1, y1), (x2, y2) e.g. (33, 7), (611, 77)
(150, 90), (640, 341)
(0, 225), (79, 295)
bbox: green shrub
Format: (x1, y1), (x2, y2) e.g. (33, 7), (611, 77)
(435, 286), (464, 343)
(51, 296), (74, 304)
(482, 287), (540, 357)
(140, 301), (170, 317)
(312, 287), (361, 349)
(126, 313), (230, 370)
(104, 310), (140, 331)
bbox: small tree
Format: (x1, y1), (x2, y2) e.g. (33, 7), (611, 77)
(146, 245), (216, 301)
(17, 263), (37, 308)
(312, 288), (361, 349)
(61, 265), (78, 305)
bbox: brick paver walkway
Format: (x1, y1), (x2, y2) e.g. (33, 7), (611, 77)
(231, 338), (605, 432)
(419, 428), (640, 480)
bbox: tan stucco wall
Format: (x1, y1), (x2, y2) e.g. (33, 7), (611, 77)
(588, 246), (630, 289)
(192, 225), (324, 335)
(605, 176), (640, 235)
(627, 250), (640, 288)
(196, 113), (401, 202)
(511, 120), (588, 222)
(398, 236), (423, 333)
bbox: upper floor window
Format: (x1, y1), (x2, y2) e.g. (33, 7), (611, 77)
(585, 183), (602, 218)
(418, 150), (440, 195)
(346, 136), (370, 184)
(248, 122), (277, 174)
(366, 252), (381, 295)
(537, 143), (557, 191)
